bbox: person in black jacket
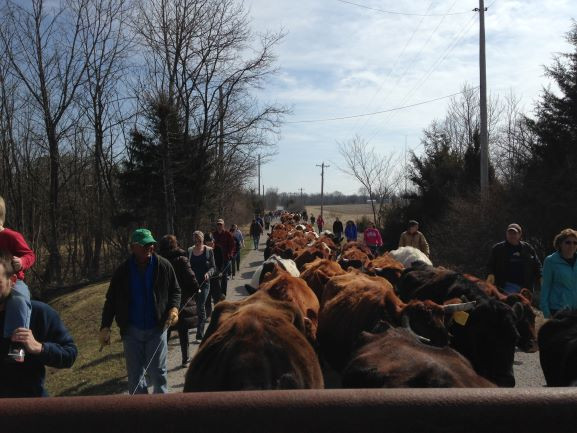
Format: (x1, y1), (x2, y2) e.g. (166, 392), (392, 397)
(158, 235), (200, 367)
(487, 223), (542, 294)
(0, 254), (77, 397)
(333, 217), (344, 243)
(99, 228), (180, 394)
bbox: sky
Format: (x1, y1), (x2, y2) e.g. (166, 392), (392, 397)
(242, 0), (575, 195)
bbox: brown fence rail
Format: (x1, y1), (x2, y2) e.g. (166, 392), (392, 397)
(2, 388), (577, 433)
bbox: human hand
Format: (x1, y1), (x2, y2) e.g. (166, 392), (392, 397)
(99, 327), (111, 348)
(12, 256), (22, 272)
(11, 328), (42, 354)
(165, 307), (179, 328)
(204, 273), (210, 281)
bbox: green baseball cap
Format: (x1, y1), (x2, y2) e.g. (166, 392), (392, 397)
(131, 228), (156, 246)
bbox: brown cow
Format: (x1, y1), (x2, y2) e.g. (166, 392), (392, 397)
(294, 242), (332, 271)
(259, 264), (320, 342)
(342, 323), (496, 388)
(365, 254), (405, 286)
(318, 272), (405, 371)
(184, 293), (323, 391)
(300, 258), (346, 301)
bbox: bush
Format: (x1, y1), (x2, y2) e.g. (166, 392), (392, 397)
(356, 215), (372, 233)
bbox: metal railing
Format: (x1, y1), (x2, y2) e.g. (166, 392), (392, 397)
(2, 388), (577, 433)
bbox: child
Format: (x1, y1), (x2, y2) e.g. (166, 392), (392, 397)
(0, 196), (35, 362)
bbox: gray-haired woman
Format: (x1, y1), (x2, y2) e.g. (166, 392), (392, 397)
(187, 231), (216, 342)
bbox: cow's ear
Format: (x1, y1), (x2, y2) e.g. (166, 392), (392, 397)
(512, 302), (524, 322)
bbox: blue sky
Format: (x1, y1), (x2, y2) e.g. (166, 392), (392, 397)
(245, 0), (575, 194)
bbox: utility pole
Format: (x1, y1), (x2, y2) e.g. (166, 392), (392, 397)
(404, 135), (408, 197)
(475, 0), (489, 193)
(299, 187), (305, 201)
(257, 154), (261, 197)
(218, 86), (225, 214)
(316, 162), (329, 217)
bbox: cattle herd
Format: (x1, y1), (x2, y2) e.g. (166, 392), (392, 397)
(183, 212), (577, 391)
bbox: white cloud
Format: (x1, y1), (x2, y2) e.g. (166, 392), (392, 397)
(248, 0), (576, 194)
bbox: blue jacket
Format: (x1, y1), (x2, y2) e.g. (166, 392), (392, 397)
(345, 224), (357, 240)
(0, 300), (77, 397)
(540, 251), (577, 318)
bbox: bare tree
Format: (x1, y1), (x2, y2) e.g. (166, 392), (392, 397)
(77, 0), (134, 276)
(338, 135), (401, 227)
(0, 0), (95, 283)
(132, 0), (286, 231)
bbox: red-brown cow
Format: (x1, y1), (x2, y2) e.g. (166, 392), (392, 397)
(259, 264), (320, 342)
(342, 323), (496, 388)
(300, 258), (346, 301)
(184, 292), (323, 391)
(318, 272), (406, 371)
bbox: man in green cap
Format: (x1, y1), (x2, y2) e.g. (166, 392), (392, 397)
(99, 228), (181, 394)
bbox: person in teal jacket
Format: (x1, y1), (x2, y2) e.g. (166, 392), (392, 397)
(540, 228), (577, 318)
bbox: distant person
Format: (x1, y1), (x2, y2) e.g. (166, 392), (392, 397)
(264, 213), (272, 231)
(310, 214), (315, 226)
(364, 222), (383, 256)
(540, 228), (577, 318)
(316, 214), (325, 233)
(157, 235), (200, 367)
(0, 195), (36, 362)
(250, 218), (263, 250)
(187, 231), (216, 343)
(230, 224), (244, 277)
(212, 219), (236, 298)
(203, 233), (223, 316)
(345, 220), (357, 242)
(100, 228), (180, 394)
(332, 217), (344, 243)
(487, 223), (542, 295)
(302, 210), (308, 222)
(255, 214), (264, 229)
(399, 220), (430, 257)
(0, 254), (77, 397)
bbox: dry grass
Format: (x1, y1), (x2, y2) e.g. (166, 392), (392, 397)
(45, 281), (127, 396)
(305, 204), (375, 228)
(44, 238), (256, 397)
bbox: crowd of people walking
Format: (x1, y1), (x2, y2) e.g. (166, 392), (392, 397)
(3, 197), (577, 398)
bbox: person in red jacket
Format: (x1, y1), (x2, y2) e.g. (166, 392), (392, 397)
(316, 214), (325, 233)
(0, 196), (36, 363)
(363, 222), (383, 256)
(212, 218), (236, 298)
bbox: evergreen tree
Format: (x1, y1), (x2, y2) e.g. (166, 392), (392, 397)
(514, 23), (577, 248)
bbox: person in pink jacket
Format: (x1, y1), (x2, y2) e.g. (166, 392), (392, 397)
(363, 222), (383, 256)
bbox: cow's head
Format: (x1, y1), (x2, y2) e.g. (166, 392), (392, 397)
(505, 293), (538, 353)
(401, 300), (449, 347)
(450, 299), (519, 387)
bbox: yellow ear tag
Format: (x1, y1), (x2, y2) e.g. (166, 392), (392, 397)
(453, 311), (469, 326)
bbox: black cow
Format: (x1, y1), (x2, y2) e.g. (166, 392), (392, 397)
(538, 309), (577, 387)
(398, 265), (521, 387)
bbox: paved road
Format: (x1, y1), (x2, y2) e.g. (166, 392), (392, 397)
(167, 246), (262, 392)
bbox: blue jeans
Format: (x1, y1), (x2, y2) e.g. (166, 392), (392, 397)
(253, 236), (260, 250)
(195, 281), (210, 340)
(3, 280), (32, 338)
(122, 326), (168, 394)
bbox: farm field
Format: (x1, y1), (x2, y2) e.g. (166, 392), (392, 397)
(305, 204), (374, 225)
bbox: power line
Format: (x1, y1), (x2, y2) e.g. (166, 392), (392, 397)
(350, 0), (435, 136)
(356, 0), (461, 138)
(364, 13), (478, 142)
(337, 0), (473, 17)
(285, 88), (478, 124)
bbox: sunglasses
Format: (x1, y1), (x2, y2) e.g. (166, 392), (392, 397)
(564, 240), (577, 246)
